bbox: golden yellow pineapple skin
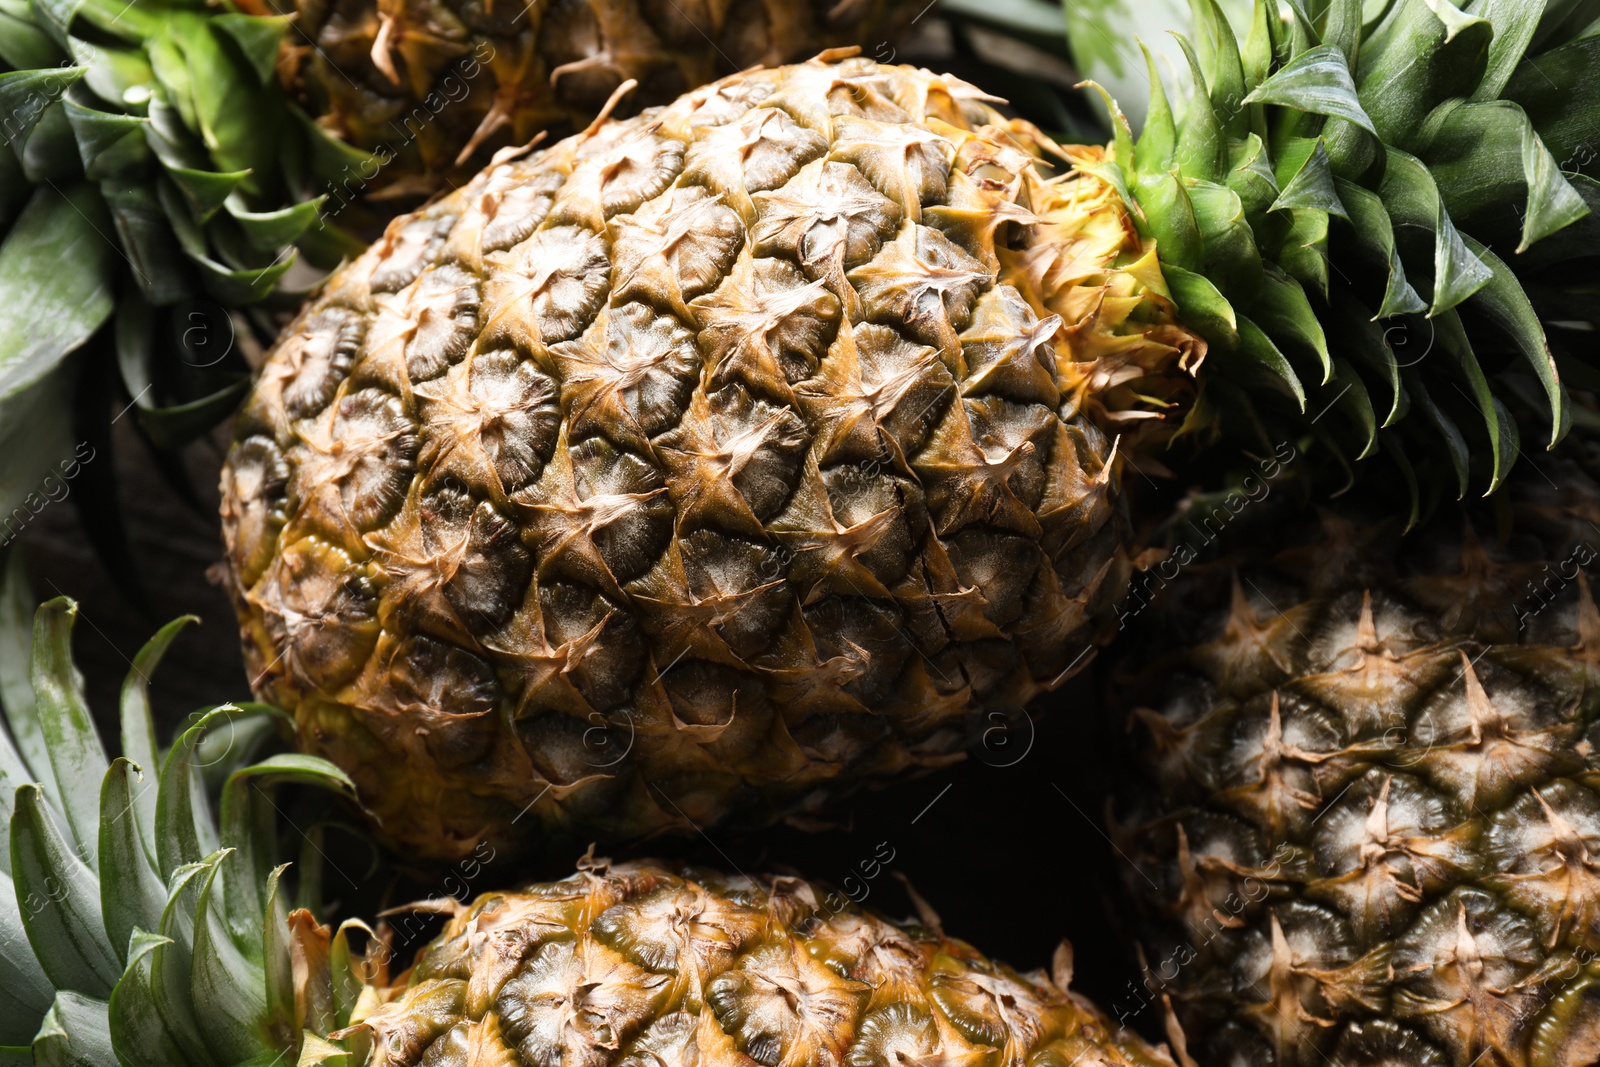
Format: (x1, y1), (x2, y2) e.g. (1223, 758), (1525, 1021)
(220, 56), (1195, 860)
(1112, 469), (1600, 1067)
(342, 858), (1177, 1067)
(269, 0), (919, 194)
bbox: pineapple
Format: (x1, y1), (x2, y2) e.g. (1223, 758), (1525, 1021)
(221, 0), (1600, 861)
(347, 854), (1177, 1067)
(220, 53), (1180, 860)
(1107, 456), (1600, 1066)
(0, 557), (1171, 1067)
(255, 0), (922, 197)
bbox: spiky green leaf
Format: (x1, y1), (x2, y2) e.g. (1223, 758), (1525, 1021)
(1324, 358), (1379, 458)
(10, 785), (119, 996)
(0, 869), (54, 1044)
(1165, 262), (1240, 345)
(1174, 33), (1228, 181)
(1270, 137), (1348, 216)
(156, 706), (231, 878)
(1135, 43), (1178, 174)
(99, 759), (167, 963)
(1137, 171), (1204, 271)
(1463, 235), (1566, 448)
(1250, 266), (1332, 382)
(1357, 0), (1492, 147)
(1329, 288), (1403, 425)
(101, 180), (192, 306)
(1473, 0), (1545, 100)
(1244, 43), (1377, 134)
(1335, 178), (1428, 318)
(1189, 178), (1263, 297)
(28, 599), (105, 867)
(1379, 149), (1492, 314)
(1431, 309), (1508, 490)
(0, 539), (49, 832)
(0, 185), (115, 403)
(1506, 35), (1600, 173)
(1225, 133), (1280, 218)
(61, 101), (147, 181)
(218, 754), (353, 948)
(1187, 0), (1248, 135)
(137, 379), (253, 451)
(1420, 99), (1589, 251)
(211, 13), (289, 86)
(329, 920), (374, 1032)
(1237, 315), (1306, 410)
(1276, 207), (1331, 298)
(148, 861), (217, 1065)
(226, 198), (324, 256)
(120, 616), (197, 849)
(66, 35), (154, 105)
(262, 865), (297, 1052)
(0, 66), (82, 151)
(0, 3), (62, 68)
(31, 991), (113, 1067)
(107, 929), (188, 1067)
(191, 854), (272, 1062)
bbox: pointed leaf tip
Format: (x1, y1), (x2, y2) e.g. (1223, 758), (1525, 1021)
(1243, 44), (1377, 136)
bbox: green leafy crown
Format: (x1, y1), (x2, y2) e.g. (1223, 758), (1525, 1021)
(1085, 0), (1600, 502)
(0, 555), (368, 1067)
(0, 0), (374, 558)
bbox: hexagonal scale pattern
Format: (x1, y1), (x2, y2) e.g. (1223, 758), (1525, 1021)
(222, 56), (1194, 859)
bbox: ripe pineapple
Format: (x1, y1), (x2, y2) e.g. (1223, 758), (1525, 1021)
(1109, 457), (1600, 1066)
(0, 566), (1171, 1067)
(346, 855), (1177, 1067)
(221, 54), (1185, 859)
(222, 0), (1600, 861)
(256, 0), (921, 194)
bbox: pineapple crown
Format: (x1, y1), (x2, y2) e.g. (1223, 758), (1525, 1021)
(0, 555), (366, 1065)
(0, 0), (372, 563)
(1079, 0), (1600, 500)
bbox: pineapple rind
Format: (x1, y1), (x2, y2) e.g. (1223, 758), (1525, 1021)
(1114, 462), (1600, 1066)
(0, 554), (1170, 1067)
(351, 856), (1176, 1067)
(269, 0), (921, 195)
(220, 55), (1201, 860)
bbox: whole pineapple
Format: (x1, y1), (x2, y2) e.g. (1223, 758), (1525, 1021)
(1109, 457), (1600, 1066)
(223, 0), (1600, 861)
(255, 0), (919, 195)
(221, 53), (1190, 860)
